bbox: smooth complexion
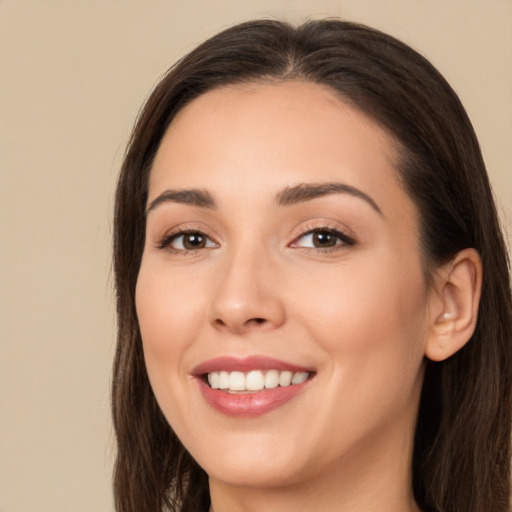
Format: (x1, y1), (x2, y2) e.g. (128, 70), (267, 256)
(136, 82), (476, 512)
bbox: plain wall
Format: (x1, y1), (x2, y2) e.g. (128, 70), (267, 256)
(0, 1), (510, 511)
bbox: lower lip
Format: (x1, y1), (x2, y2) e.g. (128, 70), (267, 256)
(197, 378), (311, 417)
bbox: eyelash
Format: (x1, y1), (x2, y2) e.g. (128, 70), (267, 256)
(290, 225), (356, 252)
(156, 225), (356, 254)
(156, 229), (217, 254)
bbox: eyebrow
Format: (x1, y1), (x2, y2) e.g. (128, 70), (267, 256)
(146, 188), (216, 215)
(276, 182), (383, 215)
(146, 181), (382, 216)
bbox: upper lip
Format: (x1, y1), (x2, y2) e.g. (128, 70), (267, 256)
(192, 355), (315, 376)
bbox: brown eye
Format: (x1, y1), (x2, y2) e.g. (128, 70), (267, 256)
(311, 231), (338, 248)
(291, 228), (355, 250)
(166, 231), (216, 251)
(181, 233), (207, 250)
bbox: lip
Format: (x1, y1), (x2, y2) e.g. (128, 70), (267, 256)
(192, 356), (315, 417)
(192, 355), (314, 375)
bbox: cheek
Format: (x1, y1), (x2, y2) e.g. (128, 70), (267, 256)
(135, 261), (208, 415)
(135, 260), (217, 438)
(291, 253), (428, 386)
(287, 258), (428, 455)
(136, 261), (205, 352)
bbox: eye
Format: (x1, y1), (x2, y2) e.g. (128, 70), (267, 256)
(291, 228), (355, 250)
(158, 230), (217, 252)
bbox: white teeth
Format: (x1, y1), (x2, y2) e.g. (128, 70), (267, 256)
(229, 371), (245, 391)
(292, 371), (309, 385)
(208, 372), (219, 389)
(264, 369), (279, 389)
(278, 371), (292, 387)
(206, 369), (311, 392)
(219, 371), (229, 389)
(246, 370), (265, 391)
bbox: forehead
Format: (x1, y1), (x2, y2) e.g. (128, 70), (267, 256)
(149, 81), (415, 224)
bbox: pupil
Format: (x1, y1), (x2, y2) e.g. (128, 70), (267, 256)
(184, 234), (205, 249)
(313, 231), (336, 247)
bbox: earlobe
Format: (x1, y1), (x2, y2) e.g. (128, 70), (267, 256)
(425, 248), (483, 362)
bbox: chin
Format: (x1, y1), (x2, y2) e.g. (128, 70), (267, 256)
(203, 457), (302, 488)
(186, 430), (310, 488)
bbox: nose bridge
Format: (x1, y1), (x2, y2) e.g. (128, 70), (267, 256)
(209, 237), (285, 333)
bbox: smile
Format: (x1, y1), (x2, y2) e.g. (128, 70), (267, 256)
(207, 369), (310, 392)
(194, 356), (315, 416)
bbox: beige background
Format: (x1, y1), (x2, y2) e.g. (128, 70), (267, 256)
(0, 1), (510, 511)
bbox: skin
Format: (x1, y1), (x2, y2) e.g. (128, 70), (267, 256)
(136, 81), (443, 512)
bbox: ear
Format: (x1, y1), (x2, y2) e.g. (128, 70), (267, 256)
(425, 248), (483, 362)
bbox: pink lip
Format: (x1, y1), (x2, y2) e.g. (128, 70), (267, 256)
(192, 355), (313, 375)
(197, 379), (312, 417)
(192, 356), (315, 418)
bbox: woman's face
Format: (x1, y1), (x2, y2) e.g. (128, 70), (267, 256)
(136, 82), (434, 491)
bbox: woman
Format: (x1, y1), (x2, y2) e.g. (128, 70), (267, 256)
(112, 19), (512, 512)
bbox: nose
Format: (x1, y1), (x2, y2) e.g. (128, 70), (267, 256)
(208, 247), (286, 335)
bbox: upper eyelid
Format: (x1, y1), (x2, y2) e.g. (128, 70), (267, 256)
(157, 222), (218, 240)
(290, 220), (355, 239)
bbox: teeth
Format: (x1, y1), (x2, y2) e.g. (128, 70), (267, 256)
(207, 370), (310, 392)
(246, 370), (265, 391)
(279, 371), (292, 387)
(219, 371), (229, 389)
(292, 371), (308, 385)
(229, 371), (245, 391)
(208, 371), (219, 389)
(264, 369), (279, 389)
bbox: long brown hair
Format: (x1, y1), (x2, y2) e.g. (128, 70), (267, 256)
(112, 19), (512, 512)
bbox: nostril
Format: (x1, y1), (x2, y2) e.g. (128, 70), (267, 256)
(212, 316), (272, 331)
